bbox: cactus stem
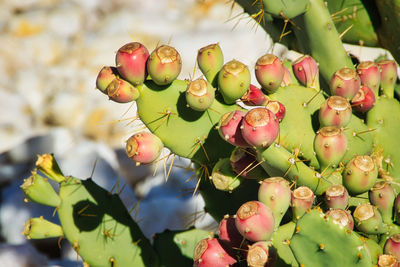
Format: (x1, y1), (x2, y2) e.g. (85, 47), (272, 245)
(352, 128), (376, 137)
(338, 24), (354, 39)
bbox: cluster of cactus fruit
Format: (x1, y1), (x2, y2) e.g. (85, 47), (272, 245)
(20, 0), (400, 266)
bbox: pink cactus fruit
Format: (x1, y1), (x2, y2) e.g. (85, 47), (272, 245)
(329, 67), (361, 100)
(384, 234), (400, 262)
(324, 184), (349, 210)
(291, 186), (315, 220)
(193, 238), (237, 267)
(343, 155), (378, 195)
(246, 241), (277, 267)
(265, 100), (286, 122)
(281, 66), (293, 87)
(240, 107), (280, 148)
(325, 209), (354, 230)
(255, 54), (285, 94)
(197, 43), (224, 86)
(351, 85), (376, 113)
(313, 126), (347, 169)
(217, 110), (249, 147)
(147, 45), (182, 85)
(378, 254), (399, 267)
(292, 55), (319, 89)
(107, 77), (140, 103)
(258, 177), (291, 228)
(96, 66), (119, 94)
(115, 42), (149, 86)
(230, 147), (268, 179)
(378, 59), (398, 98)
(125, 132), (163, 165)
(218, 215), (247, 250)
(185, 78), (215, 111)
(241, 84), (269, 106)
(357, 61), (381, 97)
(369, 181), (396, 224)
(318, 95), (352, 127)
(234, 201), (275, 242)
(353, 203), (387, 234)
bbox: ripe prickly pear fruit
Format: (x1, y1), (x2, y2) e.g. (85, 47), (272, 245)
(240, 107), (280, 148)
(351, 85), (376, 113)
(343, 155), (378, 195)
(318, 96), (352, 127)
(258, 177), (291, 229)
(217, 110), (249, 147)
(369, 181), (396, 224)
(325, 209), (354, 230)
(378, 59), (398, 98)
(115, 42), (149, 86)
(234, 201), (275, 242)
(265, 100), (286, 122)
(96, 66), (119, 94)
(377, 254), (399, 267)
(241, 84), (268, 106)
(357, 61), (381, 97)
(185, 78), (215, 111)
(247, 241), (276, 267)
(255, 54), (285, 94)
(329, 67), (361, 100)
(107, 77), (140, 103)
(125, 132), (163, 165)
(193, 238), (237, 267)
(197, 43), (224, 86)
(147, 45), (182, 85)
(384, 234), (400, 262)
(280, 66), (293, 87)
(324, 184), (349, 210)
(218, 215), (247, 250)
(210, 158), (243, 192)
(218, 59), (251, 104)
(313, 126), (347, 169)
(229, 147), (268, 179)
(292, 55), (319, 89)
(291, 186), (315, 220)
(353, 203), (387, 234)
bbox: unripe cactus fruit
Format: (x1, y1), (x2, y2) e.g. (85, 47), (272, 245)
(369, 181), (396, 224)
(343, 155), (378, 195)
(240, 107), (280, 148)
(280, 66), (293, 87)
(197, 43), (224, 86)
(329, 67), (361, 100)
(217, 110), (249, 147)
(125, 132), (163, 165)
(234, 201), (275, 242)
(96, 66), (118, 94)
(324, 184), (349, 210)
(357, 61), (381, 97)
(378, 254), (399, 267)
(353, 203), (387, 234)
(241, 84), (268, 106)
(313, 126), (347, 169)
(255, 54), (285, 94)
(218, 59), (251, 104)
(229, 147), (268, 179)
(147, 45), (182, 85)
(210, 158), (243, 192)
(265, 100), (286, 122)
(185, 78), (215, 111)
(291, 186), (315, 220)
(325, 209), (354, 230)
(115, 42), (149, 86)
(318, 95), (352, 127)
(247, 241), (276, 267)
(107, 77), (140, 103)
(193, 238), (237, 267)
(292, 55), (319, 89)
(351, 85), (376, 113)
(378, 59), (398, 98)
(384, 234), (400, 262)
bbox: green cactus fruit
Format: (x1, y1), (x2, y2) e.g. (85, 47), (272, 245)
(357, 61), (381, 98)
(96, 66), (119, 94)
(185, 78), (215, 112)
(377, 254), (399, 267)
(20, 173), (60, 207)
(210, 158), (244, 192)
(384, 234), (400, 262)
(125, 132), (164, 165)
(291, 186), (315, 221)
(292, 55), (320, 90)
(325, 209), (354, 230)
(241, 84), (268, 106)
(147, 45), (182, 86)
(115, 42), (149, 86)
(193, 237), (237, 267)
(314, 126), (347, 169)
(217, 110), (249, 148)
(378, 59), (397, 98)
(319, 96), (352, 127)
(197, 43), (224, 87)
(107, 77), (140, 103)
(351, 85), (376, 113)
(353, 203), (388, 234)
(35, 154), (65, 183)
(217, 59), (250, 104)
(23, 217), (63, 239)
(369, 181), (396, 224)
(265, 100), (286, 122)
(330, 67), (361, 100)
(343, 155), (378, 195)
(247, 241), (276, 267)
(255, 54), (285, 94)
(324, 184), (350, 210)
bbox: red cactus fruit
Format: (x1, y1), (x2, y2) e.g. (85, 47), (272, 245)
(351, 85), (376, 113)
(378, 254), (399, 267)
(384, 234), (400, 262)
(319, 96), (352, 127)
(240, 107), (280, 148)
(265, 100), (286, 122)
(218, 215), (246, 249)
(369, 181), (396, 224)
(96, 66), (119, 94)
(193, 238), (237, 267)
(217, 110), (249, 147)
(235, 201), (275, 242)
(313, 126), (347, 169)
(343, 155), (378, 195)
(325, 209), (354, 230)
(185, 78), (215, 111)
(292, 55), (319, 89)
(125, 132), (163, 165)
(291, 186), (315, 220)
(353, 203), (387, 234)
(247, 241), (276, 267)
(197, 43), (224, 86)
(324, 184), (349, 210)
(255, 54), (285, 94)
(147, 45), (182, 85)
(230, 147), (268, 179)
(241, 84), (268, 106)
(329, 67), (361, 100)
(107, 77), (140, 103)
(357, 61), (381, 97)
(115, 42), (149, 86)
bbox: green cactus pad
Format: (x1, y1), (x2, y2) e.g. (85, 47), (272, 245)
(21, 173), (61, 207)
(272, 221), (298, 267)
